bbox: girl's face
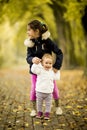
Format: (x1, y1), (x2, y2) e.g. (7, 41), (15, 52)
(42, 58), (53, 71)
(27, 26), (40, 39)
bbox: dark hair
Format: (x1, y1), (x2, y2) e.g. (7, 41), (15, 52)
(28, 20), (48, 35)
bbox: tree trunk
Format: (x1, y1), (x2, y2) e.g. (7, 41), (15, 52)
(82, 6), (87, 76)
(49, 0), (76, 68)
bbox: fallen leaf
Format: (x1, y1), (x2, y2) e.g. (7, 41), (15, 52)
(25, 123), (29, 127)
(43, 122), (48, 126)
(72, 111), (81, 116)
(34, 121), (40, 124)
(76, 105), (83, 109)
(84, 117), (87, 120)
(65, 106), (72, 108)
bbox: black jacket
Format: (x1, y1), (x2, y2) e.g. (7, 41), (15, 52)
(26, 37), (63, 74)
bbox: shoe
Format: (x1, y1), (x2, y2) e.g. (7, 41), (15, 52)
(30, 110), (36, 117)
(44, 112), (50, 120)
(55, 107), (63, 115)
(36, 111), (43, 119)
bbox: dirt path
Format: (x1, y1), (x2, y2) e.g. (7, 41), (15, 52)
(0, 67), (87, 130)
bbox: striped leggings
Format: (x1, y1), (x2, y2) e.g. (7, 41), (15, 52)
(36, 91), (52, 113)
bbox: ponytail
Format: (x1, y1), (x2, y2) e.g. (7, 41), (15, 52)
(28, 20), (48, 36)
(40, 22), (48, 34)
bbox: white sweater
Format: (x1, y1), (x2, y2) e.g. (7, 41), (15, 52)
(31, 63), (60, 93)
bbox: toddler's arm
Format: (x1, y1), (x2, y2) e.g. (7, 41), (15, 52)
(31, 63), (41, 75)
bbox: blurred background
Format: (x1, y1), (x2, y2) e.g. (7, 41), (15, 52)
(0, 0), (87, 75)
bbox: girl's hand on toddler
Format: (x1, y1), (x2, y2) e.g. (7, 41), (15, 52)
(53, 68), (58, 73)
(32, 57), (41, 64)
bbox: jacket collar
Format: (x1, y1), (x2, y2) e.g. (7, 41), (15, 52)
(24, 31), (50, 47)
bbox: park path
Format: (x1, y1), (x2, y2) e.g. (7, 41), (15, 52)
(0, 66), (87, 130)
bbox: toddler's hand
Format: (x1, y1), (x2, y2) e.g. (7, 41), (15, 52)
(32, 57), (41, 64)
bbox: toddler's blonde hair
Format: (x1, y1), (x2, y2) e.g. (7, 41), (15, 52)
(42, 53), (53, 63)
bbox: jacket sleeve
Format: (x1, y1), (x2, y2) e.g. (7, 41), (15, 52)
(26, 47), (34, 64)
(48, 39), (63, 70)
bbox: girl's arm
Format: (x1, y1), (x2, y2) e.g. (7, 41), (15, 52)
(24, 38), (35, 64)
(47, 38), (63, 70)
(26, 48), (41, 65)
(26, 47), (34, 64)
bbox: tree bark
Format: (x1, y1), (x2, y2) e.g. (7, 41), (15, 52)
(49, 0), (76, 68)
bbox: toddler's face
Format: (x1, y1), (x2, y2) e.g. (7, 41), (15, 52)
(27, 26), (40, 39)
(42, 58), (53, 71)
